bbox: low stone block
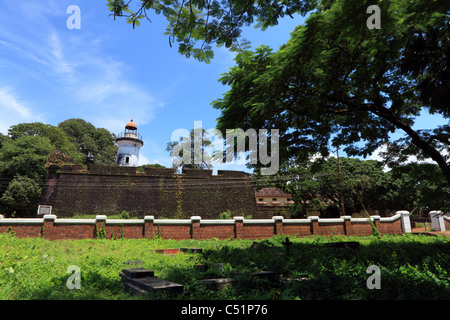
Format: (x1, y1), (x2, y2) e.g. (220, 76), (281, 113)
(197, 278), (237, 291)
(128, 276), (184, 295)
(154, 248), (180, 255)
(120, 268), (154, 279)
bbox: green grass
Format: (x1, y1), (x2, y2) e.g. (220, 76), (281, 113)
(1, 233), (450, 300)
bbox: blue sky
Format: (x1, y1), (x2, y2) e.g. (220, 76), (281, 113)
(0, 0), (447, 172)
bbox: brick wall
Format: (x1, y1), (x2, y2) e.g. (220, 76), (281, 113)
(0, 212), (410, 240)
(40, 166), (259, 219)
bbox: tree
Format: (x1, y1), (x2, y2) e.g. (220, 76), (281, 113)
(166, 128), (213, 170)
(108, 0), (449, 185)
(0, 135), (55, 181)
(138, 163), (166, 172)
(212, 0), (450, 186)
(272, 158), (393, 217)
(58, 119), (118, 165)
(106, 0), (316, 62)
(389, 163), (450, 213)
(0, 175), (42, 216)
(8, 122), (83, 164)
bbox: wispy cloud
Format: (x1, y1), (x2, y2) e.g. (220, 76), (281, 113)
(0, 0), (163, 133)
(0, 87), (44, 134)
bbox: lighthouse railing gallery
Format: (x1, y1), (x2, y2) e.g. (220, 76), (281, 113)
(117, 131), (143, 141)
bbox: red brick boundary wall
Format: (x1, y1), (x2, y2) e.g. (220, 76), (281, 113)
(0, 212), (412, 240)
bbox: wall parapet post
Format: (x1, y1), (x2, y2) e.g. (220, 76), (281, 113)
(273, 216), (283, 235)
(234, 216), (244, 239)
(95, 215), (107, 238)
(191, 216), (201, 239)
(143, 215), (154, 238)
(342, 216), (351, 235)
(398, 211), (411, 233)
(429, 211), (445, 232)
(309, 216), (319, 235)
(43, 214), (56, 239)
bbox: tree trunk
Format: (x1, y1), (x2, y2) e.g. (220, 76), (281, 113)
(371, 104), (450, 186)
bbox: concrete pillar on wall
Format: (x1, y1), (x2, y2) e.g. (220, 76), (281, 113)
(371, 216), (381, 231)
(372, 215), (381, 231)
(95, 215), (107, 237)
(273, 216), (284, 235)
(234, 216), (244, 239)
(398, 211), (411, 233)
(143, 216), (154, 238)
(429, 211), (445, 232)
(343, 216), (352, 235)
(191, 216), (201, 239)
(309, 216), (319, 235)
(43, 214), (56, 239)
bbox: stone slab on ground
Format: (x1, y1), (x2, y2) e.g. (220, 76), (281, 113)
(197, 278), (237, 291)
(120, 268), (184, 296)
(154, 248), (180, 255)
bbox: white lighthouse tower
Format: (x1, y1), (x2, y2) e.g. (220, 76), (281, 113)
(116, 119), (143, 167)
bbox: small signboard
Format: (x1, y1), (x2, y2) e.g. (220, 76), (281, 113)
(37, 205), (52, 215)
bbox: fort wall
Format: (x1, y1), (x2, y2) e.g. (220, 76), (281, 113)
(41, 165), (259, 219)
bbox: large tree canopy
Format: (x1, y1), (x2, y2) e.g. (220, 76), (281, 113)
(0, 119), (118, 216)
(254, 158), (450, 217)
(107, 0), (317, 62)
(58, 119), (118, 165)
(211, 0), (450, 187)
(109, 0), (449, 187)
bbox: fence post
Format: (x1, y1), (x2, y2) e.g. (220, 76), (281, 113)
(343, 216), (352, 235)
(273, 216), (284, 235)
(43, 214), (56, 239)
(95, 215), (107, 238)
(372, 215), (381, 234)
(191, 216), (201, 239)
(234, 216), (244, 239)
(309, 216), (319, 235)
(143, 216), (154, 238)
(398, 211), (411, 233)
(429, 211), (445, 232)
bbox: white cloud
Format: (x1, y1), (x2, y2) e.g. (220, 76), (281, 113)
(0, 87), (44, 134)
(47, 30), (76, 79)
(0, 0), (164, 133)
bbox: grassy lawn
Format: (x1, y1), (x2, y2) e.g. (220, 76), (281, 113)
(1, 233), (450, 300)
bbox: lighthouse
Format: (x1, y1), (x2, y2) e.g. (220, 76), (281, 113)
(116, 119), (143, 167)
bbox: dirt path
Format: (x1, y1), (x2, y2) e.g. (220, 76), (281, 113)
(412, 227), (450, 237)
